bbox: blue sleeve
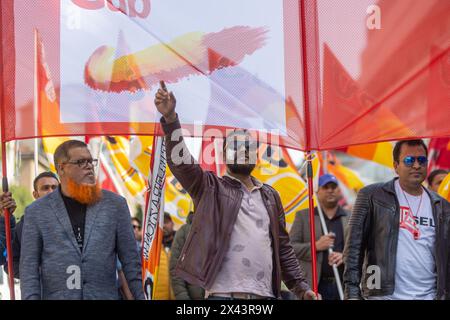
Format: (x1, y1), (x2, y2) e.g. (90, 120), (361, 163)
(0, 214), (16, 266)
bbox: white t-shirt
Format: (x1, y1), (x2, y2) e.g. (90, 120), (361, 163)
(369, 180), (436, 300)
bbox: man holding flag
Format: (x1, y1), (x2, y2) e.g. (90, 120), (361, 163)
(155, 81), (318, 300)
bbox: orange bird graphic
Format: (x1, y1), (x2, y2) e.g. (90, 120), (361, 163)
(84, 26), (268, 93)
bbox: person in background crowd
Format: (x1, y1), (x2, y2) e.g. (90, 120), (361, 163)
(427, 169), (448, 193)
(163, 213), (176, 249)
(153, 212), (175, 300)
(1, 172), (59, 278)
(117, 216), (144, 300)
(132, 217), (143, 252)
(290, 174), (349, 300)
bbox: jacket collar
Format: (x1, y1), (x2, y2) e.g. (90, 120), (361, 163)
(49, 189), (82, 256)
(222, 175), (243, 188)
(186, 211), (194, 224)
(83, 196), (103, 254)
(222, 173), (263, 190)
(382, 177), (441, 204)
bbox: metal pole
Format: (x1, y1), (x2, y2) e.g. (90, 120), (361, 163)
(33, 29), (39, 177)
(1, 141), (15, 300)
(323, 151), (328, 174)
(0, 0), (16, 300)
(316, 201), (344, 300)
(306, 152), (318, 294)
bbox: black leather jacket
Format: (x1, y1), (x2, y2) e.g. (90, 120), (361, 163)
(343, 178), (450, 300)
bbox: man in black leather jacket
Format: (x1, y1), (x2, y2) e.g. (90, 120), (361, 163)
(343, 139), (450, 300)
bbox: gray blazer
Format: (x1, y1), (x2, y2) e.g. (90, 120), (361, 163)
(20, 189), (145, 300)
(289, 207), (349, 288)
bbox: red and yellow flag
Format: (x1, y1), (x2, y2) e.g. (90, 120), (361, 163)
(35, 28), (70, 172)
(338, 142), (394, 169)
(129, 135), (154, 178)
(323, 152), (365, 193)
(437, 173), (450, 202)
(142, 137), (166, 300)
(165, 167), (193, 228)
(252, 145), (317, 227)
(428, 138), (450, 171)
(103, 136), (147, 197)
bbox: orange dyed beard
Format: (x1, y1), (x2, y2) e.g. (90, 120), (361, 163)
(66, 178), (102, 205)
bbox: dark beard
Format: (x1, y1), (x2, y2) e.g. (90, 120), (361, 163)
(227, 163), (255, 176)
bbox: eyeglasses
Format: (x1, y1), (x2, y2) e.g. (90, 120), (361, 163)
(402, 156), (428, 167)
(132, 225), (141, 230)
(64, 158), (99, 168)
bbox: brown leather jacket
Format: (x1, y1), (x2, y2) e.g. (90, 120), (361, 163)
(161, 116), (310, 299)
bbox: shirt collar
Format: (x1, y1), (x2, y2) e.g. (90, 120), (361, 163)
(315, 206), (347, 220)
(224, 172), (263, 191)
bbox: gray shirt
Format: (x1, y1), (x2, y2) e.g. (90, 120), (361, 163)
(208, 174), (274, 298)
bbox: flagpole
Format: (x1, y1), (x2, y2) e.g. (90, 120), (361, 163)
(34, 140), (38, 176)
(323, 151), (328, 174)
(300, 0), (319, 295)
(0, 60), (15, 298)
(316, 201), (344, 300)
(33, 28), (39, 177)
(305, 152), (319, 294)
(0, 10), (16, 301)
(1, 141), (15, 300)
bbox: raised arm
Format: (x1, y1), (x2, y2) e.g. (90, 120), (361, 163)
(155, 81), (207, 201)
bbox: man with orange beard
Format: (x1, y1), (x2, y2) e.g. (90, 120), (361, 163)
(20, 140), (144, 300)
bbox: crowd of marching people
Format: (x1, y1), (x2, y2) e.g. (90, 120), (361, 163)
(0, 82), (449, 300)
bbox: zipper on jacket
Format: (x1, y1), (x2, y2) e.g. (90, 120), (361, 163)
(180, 230), (197, 263)
(204, 189), (244, 288)
(434, 199), (443, 297)
(389, 194), (401, 291)
(260, 187), (281, 298)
